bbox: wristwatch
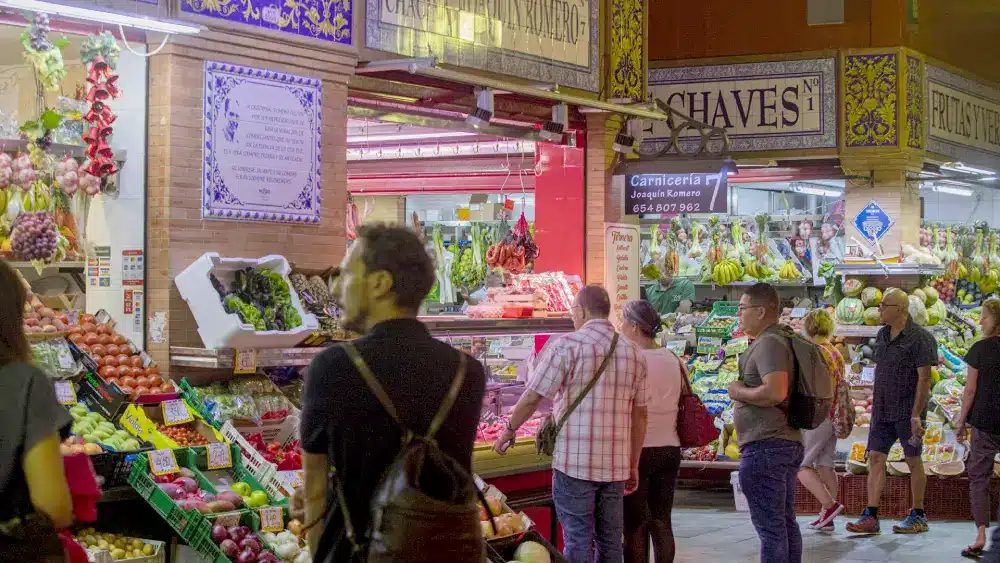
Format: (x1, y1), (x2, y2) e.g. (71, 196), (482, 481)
(505, 419), (519, 434)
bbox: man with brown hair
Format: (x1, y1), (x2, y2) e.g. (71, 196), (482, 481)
(494, 285), (648, 563)
(729, 283), (803, 563)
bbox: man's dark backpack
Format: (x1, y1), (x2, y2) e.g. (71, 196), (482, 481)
(330, 342), (488, 562)
(779, 325), (834, 430)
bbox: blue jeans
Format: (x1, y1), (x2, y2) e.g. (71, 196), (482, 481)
(552, 469), (626, 563)
(739, 439), (805, 563)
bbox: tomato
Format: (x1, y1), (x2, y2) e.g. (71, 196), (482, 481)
(107, 377), (120, 387)
(136, 375), (150, 388)
(98, 366), (113, 378)
(81, 323), (97, 334)
(104, 355), (119, 367)
(112, 335), (127, 346)
(98, 334), (112, 345)
(117, 354), (130, 367)
(120, 345), (134, 356)
(121, 376), (137, 388)
(149, 375), (163, 387)
(118, 366), (133, 379)
(68, 333), (84, 344)
(130, 356), (143, 368)
(96, 356), (107, 367)
(106, 344), (120, 357)
(104, 366), (119, 379)
(146, 366), (159, 376)
(80, 314), (96, 325)
(68, 325), (84, 335)
(84, 333), (99, 346)
(119, 385), (134, 396)
(160, 382), (174, 393)
(135, 386), (150, 396)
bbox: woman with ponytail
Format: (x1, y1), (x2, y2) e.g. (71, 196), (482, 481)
(621, 300), (684, 563)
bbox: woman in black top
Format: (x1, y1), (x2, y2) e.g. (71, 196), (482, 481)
(0, 260), (74, 561)
(958, 298), (1000, 559)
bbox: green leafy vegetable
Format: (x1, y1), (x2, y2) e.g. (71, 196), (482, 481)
(224, 295), (265, 331)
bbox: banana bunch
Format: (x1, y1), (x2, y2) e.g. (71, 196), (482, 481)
(779, 260), (803, 280)
(743, 257), (772, 280)
(713, 259), (743, 285)
(981, 268), (1000, 293)
(958, 263), (969, 280)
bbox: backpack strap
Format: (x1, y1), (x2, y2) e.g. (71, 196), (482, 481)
(343, 341), (404, 428)
(555, 333), (619, 434)
(426, 353), (467, 440)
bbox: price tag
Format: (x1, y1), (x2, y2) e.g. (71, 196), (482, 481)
(233, 349), (258, 375)
(696, 336), (723, 355)
(148, 449), (180, 476)
(860, 366), (876, 385)
(161, 399), (194, 426)
(259, 506), (284, 533)
(675, 324), (693, 334)
(207, 442), (233, 470)
(54, 380), (77, 406)
(57, 346), (74, 369)
(724, 336), (750, 357)
(790, 308), (809, 318)
(665, 340), (687, 356)
(214, 512), (241, 528)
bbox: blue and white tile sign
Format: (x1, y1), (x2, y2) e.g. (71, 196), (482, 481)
(852, 200), (894, 244)
(202, 61), (322, 224)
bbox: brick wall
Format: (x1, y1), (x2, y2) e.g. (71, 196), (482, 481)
(584, 113), (627, 285)
(146, 30), (356, 374)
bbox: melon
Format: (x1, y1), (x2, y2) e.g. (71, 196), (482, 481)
(861, 286), (883, 307)
(842, 278), (865, 297)
(908, 295), (928, 326)
(836, 297), (866, 325)
(930, 461), (966, 476)
(846, 460), (869, 475)
(887, 462), (911, 476)
(863, 307), (881, 326)
(927, 299), (946, 326)
(513, 541), (551, 563)
(923, 286), (939, 306)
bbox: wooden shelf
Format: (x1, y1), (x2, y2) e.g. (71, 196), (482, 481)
(0, 139), (127, 163)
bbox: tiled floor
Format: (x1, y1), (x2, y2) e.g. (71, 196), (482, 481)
(673, 507), (984, 562)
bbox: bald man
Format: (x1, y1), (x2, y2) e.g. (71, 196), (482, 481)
(847, 288), (937, 535)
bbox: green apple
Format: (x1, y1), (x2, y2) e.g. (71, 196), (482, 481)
(70, 405), (88, 418)
(83, 433), (99, 444)
(75, 420), (96, 434)
(97, 422), (116, 434)
(248, 490), (269, 508)
(92, 430), (111, 441)
(114, 430), (130, 439)
(121, 439), (140, 451)
(231, 482), (252, 497)
(84, 412), (104, 423)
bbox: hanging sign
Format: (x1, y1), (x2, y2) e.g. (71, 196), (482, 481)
(624, 172), (729, 215)
(207, 442), (234, 470)
(603, 224), (640, 328)
(202, 62), (322, 225)
(852, 200), (894, 244)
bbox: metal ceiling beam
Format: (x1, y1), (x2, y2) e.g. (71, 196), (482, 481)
(347, 105), (542, 141)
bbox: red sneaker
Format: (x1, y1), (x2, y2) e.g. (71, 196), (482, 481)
(813, 502), (844, 529)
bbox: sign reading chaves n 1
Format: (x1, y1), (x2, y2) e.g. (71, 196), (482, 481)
(624, 172), (729, 215)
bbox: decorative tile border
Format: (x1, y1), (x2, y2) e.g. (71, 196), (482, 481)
(926, 63), (1000, 168)
(641, 58), (837, 153)
(182, 0), (351, 45)
(905, 55), (925, 150)
(365, 0), (599, 92)
(843, 53), (898, 148)
(202, 61), (322, 224)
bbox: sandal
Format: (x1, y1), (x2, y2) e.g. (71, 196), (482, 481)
(962, 546), (984, 560)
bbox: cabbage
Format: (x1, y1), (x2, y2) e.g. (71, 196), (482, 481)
(514, 541), (551, 563)
(908, 295), (928, 326)
(926, 299), (946, 326)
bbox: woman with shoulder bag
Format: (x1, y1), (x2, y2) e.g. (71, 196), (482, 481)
(621, 300), (684, 563)
(0, 260), (75, 562)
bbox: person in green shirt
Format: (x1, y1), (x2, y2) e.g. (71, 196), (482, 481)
(641, 258), (695, 315)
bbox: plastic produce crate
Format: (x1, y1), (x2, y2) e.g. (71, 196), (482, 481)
(86, 538), (166, 563)
(127, 452), (210, 541)
(91, 450), (149, 489)
(181, 444), (283, 506)
(486, 530), (566, 563)
(695, 301), (739, 339)
(174, 253), (318, 349)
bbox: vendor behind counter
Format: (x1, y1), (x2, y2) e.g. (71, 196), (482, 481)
(640, 259), (695, 315)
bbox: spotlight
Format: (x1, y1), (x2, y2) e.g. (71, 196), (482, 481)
(466, 88), (494, 129)
(539, 103), (568, 143)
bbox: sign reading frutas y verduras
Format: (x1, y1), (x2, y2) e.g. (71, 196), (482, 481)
(202, 62), (322, 225)
(365, 0), (599, 91)
(603, 224), (640, 328)
(927, 64), (1000, 162)
(642, 58), (836, 153)
(624, 172), (729, 215)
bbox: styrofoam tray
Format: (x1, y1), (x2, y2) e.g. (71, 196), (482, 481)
(174, 253), (319, 349)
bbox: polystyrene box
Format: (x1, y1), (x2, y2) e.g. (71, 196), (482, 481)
(174, 253), (319, 349)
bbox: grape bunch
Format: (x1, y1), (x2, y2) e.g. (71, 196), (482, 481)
(11, 211), (58, 262)
(28, 13), (52, 51)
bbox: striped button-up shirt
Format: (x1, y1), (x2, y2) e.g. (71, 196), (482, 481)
(528, 319), (648, 482)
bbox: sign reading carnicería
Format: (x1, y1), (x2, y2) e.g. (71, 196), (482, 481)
(642, 58), (837, 153)
(624, 172), (729, 215)
(366, 0), (598, 91)
(927, 64), (1000, 166)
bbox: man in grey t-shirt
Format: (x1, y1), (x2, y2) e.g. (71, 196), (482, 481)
(728, 283), (804, 563)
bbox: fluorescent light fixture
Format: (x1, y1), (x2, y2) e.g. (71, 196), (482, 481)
(466, 88), (494, 129)
(792, 184), (842, 198)
(346, 131), (476, 144)
(940, 161), (996, 177)
(348, 140), (534, 161)
(932, 184), (974, 196)
(0, 0), (203, 33)
(539, 103), (568, 143)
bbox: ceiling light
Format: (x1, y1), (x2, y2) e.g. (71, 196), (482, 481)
(721, 158), (739, 177)
(346, 131), (476, 144)
(465, 88), (494, 129)
(539, 103), (567, 143)
(940, 161), (996, 177)
(932, 184), (974, 196)
(0, 0), (203, 33)
(792, 184), (842, 198)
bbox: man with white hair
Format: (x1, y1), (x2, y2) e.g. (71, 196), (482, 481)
(847, 288), (936, 535)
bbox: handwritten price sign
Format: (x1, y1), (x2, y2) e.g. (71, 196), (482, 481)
(54, 380), (77, 406)
(234, 349), (258, 375)
(259, 506), (284, 532)
(148, 449), (180, 476)
(161, 399), (194, 426)
(214, 512), (241, 528)
(207, 442), (233, 470)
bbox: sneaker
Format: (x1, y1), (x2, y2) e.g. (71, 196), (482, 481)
(812, 502), (844, 529)
(846, 511), (881, 534)
(893, 510), (929, 534)
(816, 521), (836, 533)
(807, 511), (825, 529)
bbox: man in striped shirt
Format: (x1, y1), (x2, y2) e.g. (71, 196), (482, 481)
(494, 285), (649, 563)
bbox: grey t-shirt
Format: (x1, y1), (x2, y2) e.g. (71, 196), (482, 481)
(0, 363), (72, 520)
(735, 325), (802, 446)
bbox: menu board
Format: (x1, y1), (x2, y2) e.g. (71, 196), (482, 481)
(603, 224), (640, 328)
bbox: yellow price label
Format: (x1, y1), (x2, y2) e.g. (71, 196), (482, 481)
(148, 449), (180, 476)
(54, 380), (77, 406)
(206, 442), (233, 470)
(161, 399), (194, 426)
(259, 506), (284, 532)
(234, 349), (258, 375)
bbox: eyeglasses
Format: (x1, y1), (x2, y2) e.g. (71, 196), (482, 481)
(878, 303), (900, 310)
(738, 305), (763, 313)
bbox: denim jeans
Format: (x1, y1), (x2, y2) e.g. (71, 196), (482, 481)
(739, 438), (805, 563)
(552, 469), (626, 563)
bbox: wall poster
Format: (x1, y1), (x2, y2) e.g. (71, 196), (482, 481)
(604, 223), (640, 328)
(202, 61), (322, 224)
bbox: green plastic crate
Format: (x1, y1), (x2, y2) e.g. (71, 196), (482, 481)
(695, 301), (739, 339)
(179, 379), (221, 429)
(179, 444), (283, 506)
(127, 451), (210, 541)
